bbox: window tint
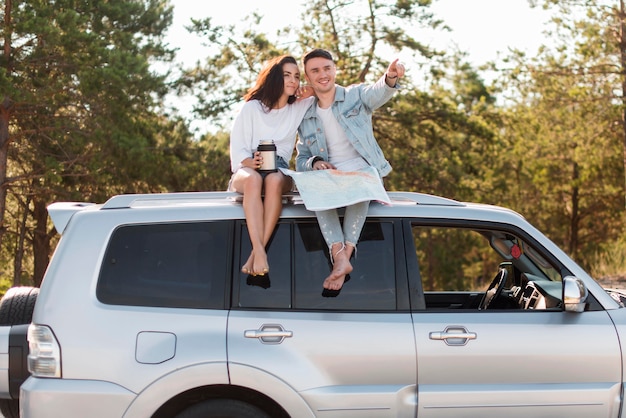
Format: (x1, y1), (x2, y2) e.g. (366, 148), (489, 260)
(294, 221), (397, 310)
(236, 222), (292, 309)
(97, 222), (230, 309)
(236, 220), (397, 311)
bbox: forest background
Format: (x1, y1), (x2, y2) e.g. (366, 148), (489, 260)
(1, 0), (626, 294)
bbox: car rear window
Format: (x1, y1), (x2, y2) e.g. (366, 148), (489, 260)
(97, 221), (231, 309)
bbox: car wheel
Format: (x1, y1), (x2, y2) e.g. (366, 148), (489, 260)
(0, 286), (39, 418)
(176, 399), (271, 418)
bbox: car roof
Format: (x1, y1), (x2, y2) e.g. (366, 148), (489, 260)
(46, 191), (525, 235)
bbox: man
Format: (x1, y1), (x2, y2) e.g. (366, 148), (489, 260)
(295, 49), (405, 291)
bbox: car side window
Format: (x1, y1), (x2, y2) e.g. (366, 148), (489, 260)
(410, 224), (564, 311)
(236, 220), (398, 311)
(294, 221), (397, 310)
(97, 221), (230, 309)
(235, 222), (292, 309)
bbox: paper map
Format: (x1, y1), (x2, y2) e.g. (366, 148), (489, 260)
(280, 166), (392, 211)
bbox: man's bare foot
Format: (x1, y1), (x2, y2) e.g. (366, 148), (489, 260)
(323, 243), (353, 290)
(251, 248), (269, 276)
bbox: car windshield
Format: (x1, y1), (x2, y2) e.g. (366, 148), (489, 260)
(489, 232), (561, 282)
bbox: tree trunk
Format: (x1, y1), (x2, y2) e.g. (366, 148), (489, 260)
(1, 0), (13, 247)
(569, 162), (580, 256)
(620, 0), (626, 206)
(0, 110), (10, 245)
(13, 195), (31, 286)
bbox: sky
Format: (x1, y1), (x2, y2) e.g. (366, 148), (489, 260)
(165, 0), (552, 67)
(163, 0), (553, 133)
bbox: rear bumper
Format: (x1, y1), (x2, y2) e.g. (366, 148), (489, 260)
(20, 377), (136, 418)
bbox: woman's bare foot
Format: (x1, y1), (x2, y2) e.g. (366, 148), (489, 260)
(323, 243), (353, 290)
(241, 252), (254, 275)
(251, 247), (269, 276)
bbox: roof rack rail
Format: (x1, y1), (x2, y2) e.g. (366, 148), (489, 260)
(229, 191), (302, 205)
(101, 191), (303, 209)
(101, 191), (239, 209)
(387, 192), (463, 206)
(101, 191), (460, 210)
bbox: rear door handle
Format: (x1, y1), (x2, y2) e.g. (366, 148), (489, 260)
(244, 324), (293, 344)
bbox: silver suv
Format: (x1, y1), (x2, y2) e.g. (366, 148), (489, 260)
(1, 190), (625, 418)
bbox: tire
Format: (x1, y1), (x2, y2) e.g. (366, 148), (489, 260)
(0, 286), (39, 326)
(0, 286), (39, 418)
(176, 399), (271, 418)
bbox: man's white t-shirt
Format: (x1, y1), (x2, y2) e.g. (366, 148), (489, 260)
(316, 105), (367, 171)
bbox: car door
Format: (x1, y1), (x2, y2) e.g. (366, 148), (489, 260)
(228, 220), (418, 418)
(406, 222), (622, 418)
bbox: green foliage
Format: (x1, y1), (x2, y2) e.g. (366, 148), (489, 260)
(176, 13), (293, 125)
(1, 0), (209, 285)
(494, 0), (625, 268)
(589, 229), (626, 280)
(413, 226), (497, 292)
(0, 0), (624, 287)
(378, 56), (500, 203)
(180, 0), (445, 124)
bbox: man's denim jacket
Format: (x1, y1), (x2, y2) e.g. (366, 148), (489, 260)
(295, 74), (399, 177)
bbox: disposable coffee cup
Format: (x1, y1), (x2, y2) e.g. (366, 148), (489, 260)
(257, 140), (277, 172)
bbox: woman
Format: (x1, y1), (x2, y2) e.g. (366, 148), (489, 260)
(229, 55), (313, 276)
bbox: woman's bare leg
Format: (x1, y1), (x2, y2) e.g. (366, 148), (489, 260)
(249, 172), (291, 274)
(235, 171), (291, 275)
(231, 169), (266, 274)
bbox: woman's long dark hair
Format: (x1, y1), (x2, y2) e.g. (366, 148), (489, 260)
(244, 55), (298, 110)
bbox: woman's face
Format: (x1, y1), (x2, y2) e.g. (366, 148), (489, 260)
(282, 62), (301, 97)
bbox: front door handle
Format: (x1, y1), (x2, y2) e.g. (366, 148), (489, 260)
(244, 323), (293, 344)
(429, 326), (476, 346)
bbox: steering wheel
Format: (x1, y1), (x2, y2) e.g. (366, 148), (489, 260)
(479, 268), (508, 310)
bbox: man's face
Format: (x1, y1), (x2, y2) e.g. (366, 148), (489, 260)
(304, 57), (336, 94)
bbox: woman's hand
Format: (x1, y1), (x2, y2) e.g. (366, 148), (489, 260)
(244, 152), (263, 169)
(295, 85), (315, 100)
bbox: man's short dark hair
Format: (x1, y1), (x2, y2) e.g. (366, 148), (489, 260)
(303, 49), (335, 66)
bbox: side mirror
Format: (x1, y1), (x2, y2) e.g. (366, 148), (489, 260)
(563, 276), (588, 313)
